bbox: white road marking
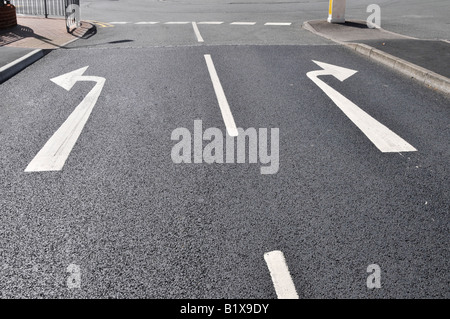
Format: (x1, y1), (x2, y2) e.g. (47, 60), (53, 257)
(192, 22), (204, 42)
(0, 49), (42, 74)
(25, 67), (106, 172)
(204, 54), (238, 137)
(135, 22), (159, 25)
(230, 22), (256, 25)
(265, 22), (292, 26)
(307, 60), (417, 153)
(264, 251), (299, 299)
(164, 21), (190, 24)
(104, 21), (294, 26)
(197, 21), (224, 25)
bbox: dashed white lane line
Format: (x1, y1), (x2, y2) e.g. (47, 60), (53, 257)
(230, 22), (257, 25)
(264, 251), (299, 299)
(108, 21), (294, 26)
(198, 21), (224, 25)
(135, 21), (159, 25)
(265, 22), (292, 26)
(164, 21), (190, 25)
(192, 22), (204, 42)
(204, 54), (239, 137)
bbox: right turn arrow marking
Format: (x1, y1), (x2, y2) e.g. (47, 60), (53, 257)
(307, 60), (417, 153)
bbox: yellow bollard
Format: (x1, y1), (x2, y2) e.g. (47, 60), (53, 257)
(327, 0), (346, 23)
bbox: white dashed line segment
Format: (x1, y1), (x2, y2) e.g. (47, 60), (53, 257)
(264, 22), (292, 26)
(135, 22), (159, 25)
(264, 251), (299, 299)
(164, 22), (190, 25)
(197, 21), (224, 25)
(204, 54), (239, 137)
(192, 22), (204, 42)
(230, 22), (257, 25)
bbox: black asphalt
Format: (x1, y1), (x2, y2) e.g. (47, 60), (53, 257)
(0, 41), (448, 298)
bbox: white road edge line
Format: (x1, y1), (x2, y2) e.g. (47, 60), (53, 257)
(264, 251), (299, 299)
(204, 55), (238, 137)
(192, 22), (204, 42)
(0, 49), (42, 73)
(230, 22), (256, 25)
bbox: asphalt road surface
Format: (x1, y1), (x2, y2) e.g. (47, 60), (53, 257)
(0, 0), (448, 299)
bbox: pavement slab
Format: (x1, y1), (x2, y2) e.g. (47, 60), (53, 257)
(358, 39), (450, 79)
(304, 19), (450, 95)
(0, 16), (94, 83)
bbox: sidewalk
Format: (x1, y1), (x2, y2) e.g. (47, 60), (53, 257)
(0, 16), (94, 83)
(304, 20), (450, 96)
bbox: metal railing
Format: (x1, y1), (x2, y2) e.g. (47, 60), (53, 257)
(9, 0), (80, 32)
(11, 0), (65, 18)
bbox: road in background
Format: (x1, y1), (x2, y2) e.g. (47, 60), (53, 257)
(80, 0), (450, 40)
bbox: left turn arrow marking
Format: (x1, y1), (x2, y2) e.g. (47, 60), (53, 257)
(25, 66), (106, 172)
